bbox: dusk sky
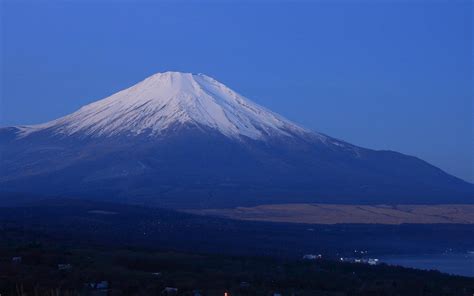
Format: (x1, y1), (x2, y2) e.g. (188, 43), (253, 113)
(1, 1), (472, 182)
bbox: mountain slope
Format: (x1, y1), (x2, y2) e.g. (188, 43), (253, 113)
(0, 72), (472, 208)
(12, 72), (316, 140)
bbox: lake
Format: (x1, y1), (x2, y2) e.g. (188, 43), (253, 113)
(381, 253), (474, 277)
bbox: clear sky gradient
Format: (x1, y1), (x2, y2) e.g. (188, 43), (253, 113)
(1, 1), (472, 182)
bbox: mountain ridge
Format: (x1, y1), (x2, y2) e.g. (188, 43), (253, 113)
(9, 72), (321, 142)
(0, 72), (472, 208)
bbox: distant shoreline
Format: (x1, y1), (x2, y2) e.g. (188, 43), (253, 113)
(185, 204), (474, 225)
(381, 252), (474, 277)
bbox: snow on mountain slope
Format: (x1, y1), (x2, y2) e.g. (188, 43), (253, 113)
(1, 71), (473, 207)
(17, 72), (319, 141)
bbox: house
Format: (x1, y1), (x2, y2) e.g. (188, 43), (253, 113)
(368, 258), (379, 265)
(85, 281), (109, 289)
(340, 257), (357, 263)
(161, 287), (178, 296)
(303, 254), (322, 260)
(96, 281), (109, 289)
(58, 263), (72, 271)
(239, 281), (250, 289)
(340, 257), (379, 265)
(11, 256), (22, 264)
(85, 281), (109, 296)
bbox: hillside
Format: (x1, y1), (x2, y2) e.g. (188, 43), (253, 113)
(1, 72), (473, 207)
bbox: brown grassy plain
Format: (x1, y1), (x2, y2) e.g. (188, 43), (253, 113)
(186, 204), (474, 224)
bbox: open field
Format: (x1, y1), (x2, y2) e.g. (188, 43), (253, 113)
(186, 204), (474, 224)
(2, 200), (474, 257)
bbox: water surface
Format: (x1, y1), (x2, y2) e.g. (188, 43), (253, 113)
(381, 253), (474, 277)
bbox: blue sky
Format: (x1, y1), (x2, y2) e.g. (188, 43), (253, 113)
(1, 1), (472, 182)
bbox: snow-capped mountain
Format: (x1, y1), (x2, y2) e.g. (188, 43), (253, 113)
(0, 72), (472, 208)
(16, 72), (314, 140)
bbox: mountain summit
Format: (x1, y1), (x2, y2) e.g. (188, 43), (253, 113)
(1, 72), (472, 208)
(17, 72), (312, 140)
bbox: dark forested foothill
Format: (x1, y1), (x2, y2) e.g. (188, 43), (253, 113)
(1, 199), (473, 257)
(0, 200), (473, 296)
(1, 243), (473, 296)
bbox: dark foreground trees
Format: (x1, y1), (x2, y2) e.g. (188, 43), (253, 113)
(1, 244), (473, 296)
